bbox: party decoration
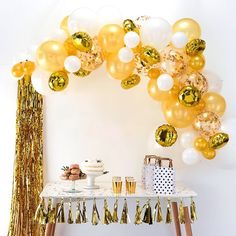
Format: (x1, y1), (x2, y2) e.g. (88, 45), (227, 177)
(118, 47), (134, 63)
(147, 68), (161, 80)
(180, 132), (196, 148)
(120, 199), (129, 224)
(123, 19), (139, 33)
(64, 56), (81, 73)
(155, 124), (178, 147)
(92, 198), (100, 225)
(134, 200), (142, 225)
(171, 32), (188, 49)
(165, 199), (172, 224)
(76, 199), (82, 224)
(48, 71), (69, 92)
(178, 200), (185, 224)
(124, 31), (140, 48)
(154, 197), (163, 223)
(189, 54), (205, 71)
(72, 32), (93, 52)
(178, 86), (201, 107)
(204, 70), (223, 92)
(82, 200), (88, 223)
(157, 74), (174, 91)
(74, 68), (91, 77)
(190, 198), (197, 222)
(67, 200), (74, 224)
(57, 198), (65, 223)
(142, 199), (153, 224)
(209, 133), (229, 149)
(102, 199), (113, 225)
(185, 39), (206, 56)
(202, 147), (216, 160)
(182, 148), (201, 165)
(36, 40), (68, 71)
(64, 37), (78, 55)
(11, 62), (25, 78)
(140, 46), (160, 65)
(121, 74), (140, 89)
(194, 137), (208, 152)
(112, 199), (119, 223)
(60, 16), (69, 35)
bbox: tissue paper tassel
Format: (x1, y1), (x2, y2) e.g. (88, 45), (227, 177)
(153, 197), (163, 223)
(35, 198), (47, 225)
(46, 198), (56, 224)
(57, 198), (65, 223)
(165, 199), (172, 224)
(142, 199), (153, 225)
(179, 200), (185, 224)
(67, 200), (74, 224)
(75, 199), (82, 224)
(102, 198), (113, 225)
(134, 200), (142, 225)
(91, 198), (100, 225)
(82, 199), (88, 223)
(112, 199), (119, 223)
(190, 198), (197, 222)
(120, 199), (129, 224)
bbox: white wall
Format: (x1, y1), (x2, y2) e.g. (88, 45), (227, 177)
(1, 0), (236, 235)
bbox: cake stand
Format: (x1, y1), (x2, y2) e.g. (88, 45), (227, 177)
(83, 171), (108, 190)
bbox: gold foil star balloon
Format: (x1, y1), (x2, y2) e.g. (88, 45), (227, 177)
(186, 39), (206, 56)
(121, 74), (141, 89)
(48, 71), (69, 91)
(140, 46), (160, 66)
(72, 32), (93, 52)
(178, 86), (201, 107)
(209, 133), (229, 149)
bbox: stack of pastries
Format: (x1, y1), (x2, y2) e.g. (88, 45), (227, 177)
(60, 164), (86, 180)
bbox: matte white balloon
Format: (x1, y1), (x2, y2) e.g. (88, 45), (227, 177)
(124, 31), (140, 48)
(203, 70), (223, 92)
(182, 148), (201, 165)
(171, 32), (188, 48)
(157, 74), (174, 91)
(180, 132), (196, 148)
(51, 29), (68, 42)
(68, 7), (98, 36)
(64, 56), (81, 73)
(140, 17), (172, 49)
(118, 47), (134, 63)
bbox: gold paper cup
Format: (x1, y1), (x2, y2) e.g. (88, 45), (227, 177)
(112, 181), (122, 194)
(126, 180), (136, 194)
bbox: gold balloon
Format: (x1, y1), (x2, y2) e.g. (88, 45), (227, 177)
(60, 16), (70, 35)
(73, 68), (91, 78)
(178, 86), (201, 107)
(12, 62), (24, 78)
(123, 19), (139, 33)
(202, 147), (216, 160)
(172, 18), (201, 41)
(193, 111), (221, 138)
(64, 37), (78, 55)
(72, 32), (93, 52)
(147, 68), (161, 80)
(98, 24), (125, 53)
(189, 54), (205, 71)
(23, 61), (35, 75)
(140, 46), (160, 66)
(121, 74), (141, 89)
(194, 137), (208, 151)
(202, 92), (226, 116)
(186, 39), (206, 56)
(106, 53), (135, 80)
(155, 124), (178, 147)
(36, 40), (68, 71)
(162, 97), (196, 128)
(48, 71), (69, 91)
(209, 133), (229, 149)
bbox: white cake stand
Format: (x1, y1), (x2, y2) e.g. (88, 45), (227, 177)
(83, 171), (108, 190)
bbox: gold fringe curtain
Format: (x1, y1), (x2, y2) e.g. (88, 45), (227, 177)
(8, 76), (44, 236)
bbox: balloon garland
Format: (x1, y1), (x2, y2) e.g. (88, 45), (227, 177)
(11, 8), (230, 165)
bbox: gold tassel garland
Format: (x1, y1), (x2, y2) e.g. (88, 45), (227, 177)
(154, 197), (163, 223)
(102, 198), (113, 225)
(67, 199), (74, 224)
(120, 199), (129, 224)
(142, 199), (153, 225)
(91, 198), (100, 225)
(8, 76), (44, 236)
(179, 199), (185, 224)
(134, 200), (142, 225)
(112, 199), (119, 223)
(190, 198), (197, 222)
(57, 198), (65, 223)
(76, 199), (82, 224)
(82, 199), (88, 223)
(46, 198), (56, 224)
(165, 199), (172, 224)
(35, 198), (46, 225)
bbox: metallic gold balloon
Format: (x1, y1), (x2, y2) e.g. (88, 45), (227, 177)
(98, 24), (125, 53)
(140, 46), (160, 66)
(106, 53), (135, 80)
(72, 32), (93, 52)
(202, 147), (216, 160)
(189, 54), (205, 71)
(121, 74), (141, 89)
(23, 61), (35, 75)
(193, 111), (221, 138)
(12, 62), (24, 78)
(73, 68), (91, 78)
(162, 97), (196, 128)
(209, 133), (229, 149)
(64, 37), (78, 55)
(48, 71), (69, 91)
(186, 39), (206, 56)
(194, 137), (208, 151)
(148, 68), (161, 79)
(172, 18), (201, 41)
(160, 46), (188, 77)
(202, 92), (226, 116)
(178, 86), (201, 107)
(155, 124), (178, 147)
(36, 40), (68, 71)
(60, 16), (69, 35)
(123, 19), (139, 33)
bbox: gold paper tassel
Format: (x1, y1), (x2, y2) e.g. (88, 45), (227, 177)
(57, 198), (65, 223)
(165, 199), (172, 224)
(134, 200), (142, 225)
(35, 198), (47, 225)
(67, 199), (74, 224)
(112, 199), (119, 223)
(142, 199), (153, 225)
(154, 197), (163, 223)
(75, 199), (82, 224)
(47, 198), (56, 224)
(179, 199), (185, 224)
(91, 198), (100, 225)
(102, 198), (113, 225)
(190, 197), (197, 222)
(120, 198), (129, 224)
(82, 199), (88, 223)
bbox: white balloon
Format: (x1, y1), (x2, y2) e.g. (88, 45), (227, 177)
(64, 56), (81, 73)
(203, 70), (223, 92)
(124, 31), (140, 48)
(140, 17), (172, 49)
(182, 148), (201, 165)
(118, 47), (134, 63)
(68, 7), (98, 36)
(31, 69), (52, 95)
(180, 132), (196, 148)
(157, 74), (174, 91)
(171, 32), (188, 49)
(51, 29), (68, 42)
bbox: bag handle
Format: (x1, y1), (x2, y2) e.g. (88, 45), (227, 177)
(158, 157), (173, 168)
(144, 155), (173, 168)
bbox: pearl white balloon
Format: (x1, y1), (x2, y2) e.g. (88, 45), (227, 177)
(157, 74), (174, 91)
(203, 70), (223, 92)
(68, 7), (98, 36)
(124, 31), (140, 48)
(180, 132), (196, 148)
(140, 17), (172, 49)
(51, 29), (68, 42)
(64, 56), (81, 73)
(182, 148), (201, 165)
(118, 47), (134, 63)
(171, 32), (188, 48)
(31, 69), (52, 95)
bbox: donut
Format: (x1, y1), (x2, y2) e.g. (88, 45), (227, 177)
(71, 168), (80, 175)
(70, 164), (80, 169)
(69, 174), (80, 180)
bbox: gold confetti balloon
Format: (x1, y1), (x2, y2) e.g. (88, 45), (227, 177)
(77, 37), (104, 71)
(48, 71), (69, 91)
(209, 133), (229, 149)
(140, 46), (160, 66)
(123, 19), (139, 33)
(186, 39), (206, 56)
(12, 62), (24, 78)
(178, 86), (201, 107)
(160, 46), (188, 77)
(72, 32), (93, 52)
(121, 74), (141, 89)
(193, 111), (221, 138)
(202, 147), (216, 160)
(73, 68), (91, 78)
(155, 124), (178, 147)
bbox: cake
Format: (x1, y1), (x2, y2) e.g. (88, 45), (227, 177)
(81, 159), (104, 174)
